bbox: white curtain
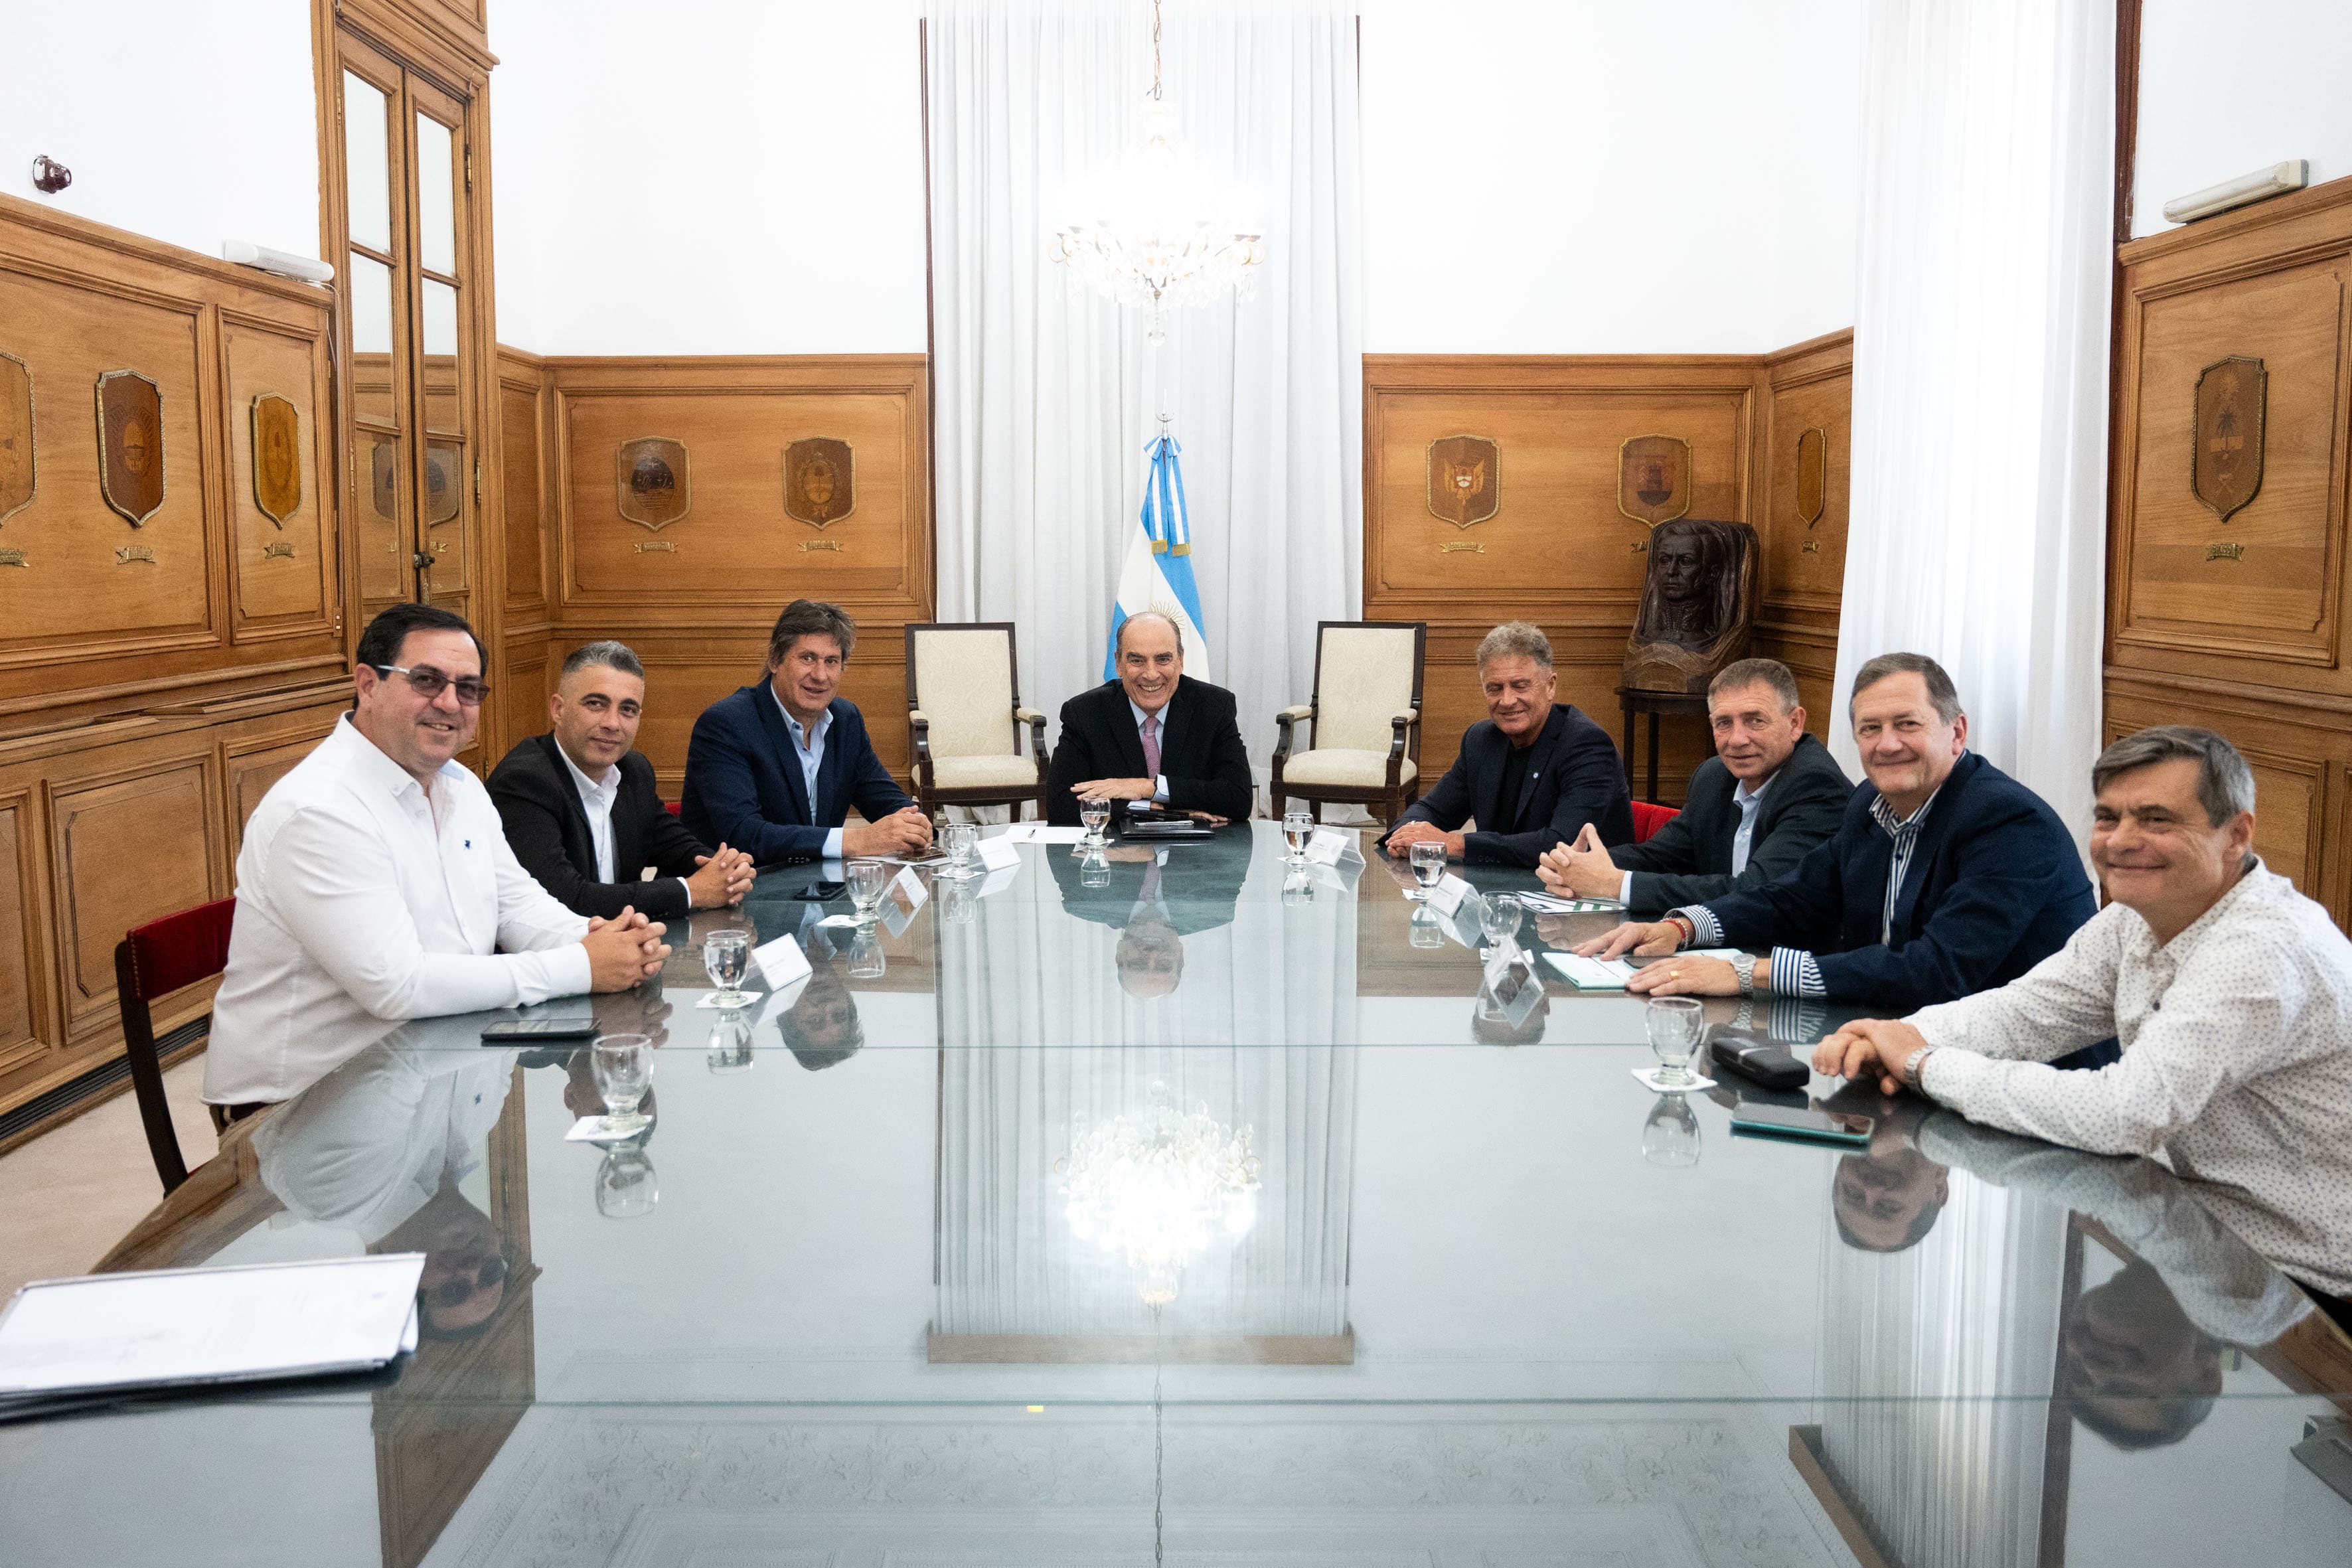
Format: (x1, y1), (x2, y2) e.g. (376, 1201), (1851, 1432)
(1833, 0), (2115, 849)
(925, 0), (1364, 791)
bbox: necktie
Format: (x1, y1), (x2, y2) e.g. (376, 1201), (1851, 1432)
(1141, 712), (1161, 779)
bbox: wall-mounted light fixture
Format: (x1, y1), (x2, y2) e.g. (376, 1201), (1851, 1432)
(2163, 160), (2310, 225)
(222, 241), (335, 286)
(30, 155), (71, 194)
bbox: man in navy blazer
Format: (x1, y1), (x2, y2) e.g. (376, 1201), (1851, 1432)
(679, 599), (933, 866)
(1380, 621), (1634, 868)
(1579, 653), (2096, 1015)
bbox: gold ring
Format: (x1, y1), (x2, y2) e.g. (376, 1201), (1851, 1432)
(1669, 969), (1682, 979)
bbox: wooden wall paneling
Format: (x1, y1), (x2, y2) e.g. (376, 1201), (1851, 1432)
(0, 787), (54, 1079)
(1753, 331), (1853, 738)
(2106, 176), (2352, 919)
(46, 747), (224, 1043)
(1361, 355), (1756, 798)
(542, 355), (933, 785)
(491, 347), (553, 760)
(222, 310), (337, 637)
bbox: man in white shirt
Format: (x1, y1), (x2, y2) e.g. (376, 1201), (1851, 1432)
(1815, 726), (2352, 1301)
(204, 603), (670, 1111)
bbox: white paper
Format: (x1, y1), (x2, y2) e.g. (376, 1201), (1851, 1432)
(1543, 952), (1638, 989)
(1000, 824), (1089, 844)
(751, 931), (813, 989)
(1519, 890), (1623, 914)
(1632, 1067), (1717, 1094)
(975, 836), (1022, 872)
(977, 865), (1020, 898)
(0, 1255), (426, 1397)
(1428, 873), (1473, 917)
(891, 864), (929, 911)
(564, 1115), (649, 1142)
(1304, 826), (1362, 866)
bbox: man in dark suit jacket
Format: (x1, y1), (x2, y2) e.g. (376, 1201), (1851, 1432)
(679, 599), (934, 866)
(1380, 621), (1633, 868)
(1046, 611), (1254, 826)
(1538, 658), (1852, 914)
(1583, 653), (2098, 1016)
(490, 642), (755, 921)
(1046, 825), (1256, 998)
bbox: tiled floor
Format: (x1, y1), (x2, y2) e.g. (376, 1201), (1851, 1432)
(0, 1056), (216, 1302)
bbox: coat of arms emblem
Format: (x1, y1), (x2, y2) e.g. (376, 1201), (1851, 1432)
(1426, 434), (1500, 528)
(617, 436), (691, 531)
(1618, 434), (1690, 529)
(785, 437), (856, 529)
(2193, 355), (2266, 522)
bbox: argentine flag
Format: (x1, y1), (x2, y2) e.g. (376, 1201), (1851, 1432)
(1105, 431), (1212, 686)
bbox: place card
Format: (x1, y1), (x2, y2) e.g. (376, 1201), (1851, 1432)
(975, 836), (1022, 873)
(1427, 872), (1473, 917)
(565, 1115), (652, 1143)
(892, 864), (929, 912)
(751, 931), (812, 990)
(1305, 826), (1363, 866)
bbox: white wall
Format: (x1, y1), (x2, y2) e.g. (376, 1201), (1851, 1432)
(2133, 0), (2352, 240)
(487, 0), (933, 355)
(0, 3), (318, 262)
(1357, 0), (1864, 353)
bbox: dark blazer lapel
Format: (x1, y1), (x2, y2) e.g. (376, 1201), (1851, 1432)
(750, 683), (815, 825)
(1889, 751), (1979, 939)
(813, 700), (854, 824)
(1156, 682), (1195, 779)
(535, 734), (599, 864)
(1509, 706), (1571, 830)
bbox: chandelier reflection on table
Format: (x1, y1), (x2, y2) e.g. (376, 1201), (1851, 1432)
(1058, 1080), (1261, 1304)
(1048, 0), (1264, 345)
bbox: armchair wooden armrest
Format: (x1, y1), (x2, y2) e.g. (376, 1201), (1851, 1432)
(908, 710), (935, 795)
(1273, 704), (1314, 764)
(1386, 708), (1418, 786)
(1013, 706), (1050, 774)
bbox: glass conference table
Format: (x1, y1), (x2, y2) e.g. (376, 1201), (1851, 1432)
(9, 821), (2352, 1567)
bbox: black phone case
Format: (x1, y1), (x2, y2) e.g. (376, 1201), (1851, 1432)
(1710, 1032), (1810, 1091)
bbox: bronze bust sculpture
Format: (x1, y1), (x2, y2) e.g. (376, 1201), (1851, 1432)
(1623, 518), (1759, 692)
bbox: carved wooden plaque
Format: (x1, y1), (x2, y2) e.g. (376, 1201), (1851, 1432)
(369, 437), (398, 521)
(1617, 433), (1689, 528)
(424, 439), (462, 526)
(1794, 426), (1827, 526)
(250, 393), (301, 524)
(95, 369), (165, 526)
(1426, 434), (1499, 528)
(0, 351), (31, 526)
(2193, 354), (2266, 522)
(615, 435), (690, 531)
(784, 436), (856, 528)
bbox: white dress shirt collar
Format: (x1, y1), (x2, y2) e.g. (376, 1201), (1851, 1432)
(554, 740), (622, 884)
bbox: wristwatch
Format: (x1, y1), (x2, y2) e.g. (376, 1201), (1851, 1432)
(1731, 953), (1755, 996)
(1901, 1044), (1936, 1091)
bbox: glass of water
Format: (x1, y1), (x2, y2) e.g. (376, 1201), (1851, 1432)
(1079, 847), (1112, 889)
(1407, 903), (1445, 949)
(847, 927), (887, 980)
(1407, 840), (1447, 901)
(1283, 807), (1314, 864)
(595, 1146), (659, 1219)
(848, 858), (892, 923)
(943, 820), (979, 878)
(702, 927), (751, 1008)
(1080, 797), (1112, 847)
(1644, 996), (1707, 1087)
(706, 1012), (754, 1073)
(1480, 893), (1524, 954)
(1642, 1093), (1701, 1168)
(592, 1033), (655, 1133)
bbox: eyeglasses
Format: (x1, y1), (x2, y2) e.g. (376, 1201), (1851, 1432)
(372, 664), (490, 706)
(424, 1251), (509, 1308)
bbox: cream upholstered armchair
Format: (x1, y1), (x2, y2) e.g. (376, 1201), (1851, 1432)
(903, 622), (1051, 819)
(1270, 621), (1427, 825)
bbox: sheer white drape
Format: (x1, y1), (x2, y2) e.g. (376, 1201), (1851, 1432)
(1834, 0), (2115, 848)
(925, 0), (1364, 791)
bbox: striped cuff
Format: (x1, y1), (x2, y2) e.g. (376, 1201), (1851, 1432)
(1670, 905), (1725, 945)
(1768, 947), (1826, 998)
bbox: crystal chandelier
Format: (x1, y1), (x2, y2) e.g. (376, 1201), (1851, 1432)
(1059, 1080), (1261, 1304)
(1049, 0), (1265, 345)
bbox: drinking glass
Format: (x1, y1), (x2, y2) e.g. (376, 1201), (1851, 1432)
(1283, 807), (1314, 864)
(1642, 1093), (1702, 1168)
(1644, 996), (1707, 1087)
(1407, 840), (1447, 900)
(595, 1146), (659, 1218)
(848, 858), (892, 923)
(706, 1013), (754, 1073)
(592, 1033), (655, 1133)
(702, 927), (751, 1008)
(1480, 893), (1524, 954)
(847, 927), (888, 980)
(1281, 866), (1316, 903)
(1079, 846), (1113, 888)
(1080, 797), (1112, 847)
(942, 821), (979, 878)
(1407, 903), (1445, 949)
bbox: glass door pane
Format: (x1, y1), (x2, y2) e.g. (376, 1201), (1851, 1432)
(342, 72), (392, 254)
(415, 116), (457, 276)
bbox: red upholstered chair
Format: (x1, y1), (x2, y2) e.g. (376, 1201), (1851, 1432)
(112, 897), (236, 1195)
(1630, 801), (1680, 844)
(665, 801), (681, 817)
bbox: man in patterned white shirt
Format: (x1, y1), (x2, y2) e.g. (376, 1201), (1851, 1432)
(1815, 726), (2352, 1306)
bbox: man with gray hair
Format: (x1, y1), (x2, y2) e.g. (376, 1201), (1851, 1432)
(491, 639), (755, 919)
(1381, 620), (1632, 867)
(1815, 726), (2352, 1307)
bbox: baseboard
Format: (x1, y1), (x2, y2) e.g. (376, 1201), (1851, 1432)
(0, 1023), (208, 1160)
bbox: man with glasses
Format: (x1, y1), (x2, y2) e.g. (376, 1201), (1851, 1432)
(204, 603), (672, 1114)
